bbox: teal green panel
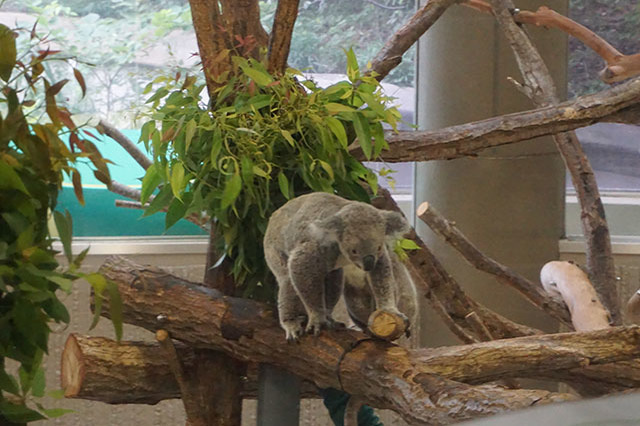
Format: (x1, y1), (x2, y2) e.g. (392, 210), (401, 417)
(57, 185), (204, 237)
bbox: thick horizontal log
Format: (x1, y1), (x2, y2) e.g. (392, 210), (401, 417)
(61, 334), (319, 404)
(352, 77), (640, 162)
(64, 324), (640, 406)
(97, 256), (578, 424)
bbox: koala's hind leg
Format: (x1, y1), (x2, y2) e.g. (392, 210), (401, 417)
(265, 248), (306, 341)
(288, 243), (330, 335)
(278, 277), (307, 341)
(324, 268), (345, 329)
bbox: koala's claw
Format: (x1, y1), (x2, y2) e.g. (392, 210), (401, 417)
(281, 317), (306, 342)
(305, 315), (328, 336)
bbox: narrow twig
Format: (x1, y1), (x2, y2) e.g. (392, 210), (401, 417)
(267, 0), (300, 75)
(368, 0), (459, 81)
(114, 199), (209, 229)
(109, 180), (142, 201)
(463, 0), (640, 83)
(96, 120), (152, 170)
(417, 202), (573, 327)
(352, 76), (640, 162)
(489, 0), (621, 325)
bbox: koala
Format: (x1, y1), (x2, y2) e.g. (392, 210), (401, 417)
(263, 192), (413, 341)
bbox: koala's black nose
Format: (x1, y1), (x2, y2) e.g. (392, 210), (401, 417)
(363, 255), (376, 271)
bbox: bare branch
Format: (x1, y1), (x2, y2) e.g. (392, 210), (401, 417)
(489, 0), (621, 325)
(109, 180), (142, 201)
(368, 0), (459, 81)
(96, 120), (152, 170)
(267, 0), (300, 75)
(463, 1), (640, 83)
(352, 76), (640, 162)
(417, 202), (573, 327)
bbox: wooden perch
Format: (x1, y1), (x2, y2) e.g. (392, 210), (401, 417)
(368, 0), (458, 81)
(96, 120), (152, 170)
(94, 256), (589, 424)
(351, 76), (640, 163)
(267, 0), (299, 75)
(489, 0), (621, 326)
(463, 1), (640, 83)
(61, 334), (319, 404)
(540, 261), (610, 331)
(416, 201), (573, 326)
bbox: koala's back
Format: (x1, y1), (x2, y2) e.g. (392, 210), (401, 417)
(265, 192), (349, 252)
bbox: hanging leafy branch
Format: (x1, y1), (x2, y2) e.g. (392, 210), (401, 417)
(0, 24), (121, 423)
(138, 49), (402, 300)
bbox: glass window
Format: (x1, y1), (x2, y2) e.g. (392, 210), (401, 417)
(2, 0), (416, 237)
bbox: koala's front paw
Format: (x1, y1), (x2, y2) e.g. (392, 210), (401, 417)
(305, 313), (328, 336)
(281, 316), (306, 342)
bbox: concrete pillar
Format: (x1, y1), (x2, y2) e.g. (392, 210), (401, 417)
(414, 1), (568, 347)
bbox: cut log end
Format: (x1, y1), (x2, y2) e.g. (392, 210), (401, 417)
(61, 334), (84, 398)
(368, 310), (407, 341)
(416, 201), (430, 217)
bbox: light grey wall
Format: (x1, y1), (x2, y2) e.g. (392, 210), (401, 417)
(414, 1), (569, 347)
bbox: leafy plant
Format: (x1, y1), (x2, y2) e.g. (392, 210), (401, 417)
(139, 50), (402, 301)
(0, 24), (119, 423)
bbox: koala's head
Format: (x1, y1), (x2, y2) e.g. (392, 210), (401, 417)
(310, 202), (409, 271)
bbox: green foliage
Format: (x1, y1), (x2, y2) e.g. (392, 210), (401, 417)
(139, 51), (402, 300)
(0, 24), (119, 422)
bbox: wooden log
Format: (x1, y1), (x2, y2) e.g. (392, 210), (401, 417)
(540, 261), (610, 331)
(351, 77), (640, 163)
(96, 256), (582, 424)
(61, 334), (319, 404)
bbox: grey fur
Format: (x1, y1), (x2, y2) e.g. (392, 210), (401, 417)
(264, 192), (415, 341)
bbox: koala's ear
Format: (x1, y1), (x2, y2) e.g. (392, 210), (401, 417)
(384, 211), (409, 236)
(309, 215), (344, 240)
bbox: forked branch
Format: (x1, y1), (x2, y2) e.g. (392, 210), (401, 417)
(464, 0), (640, 83)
